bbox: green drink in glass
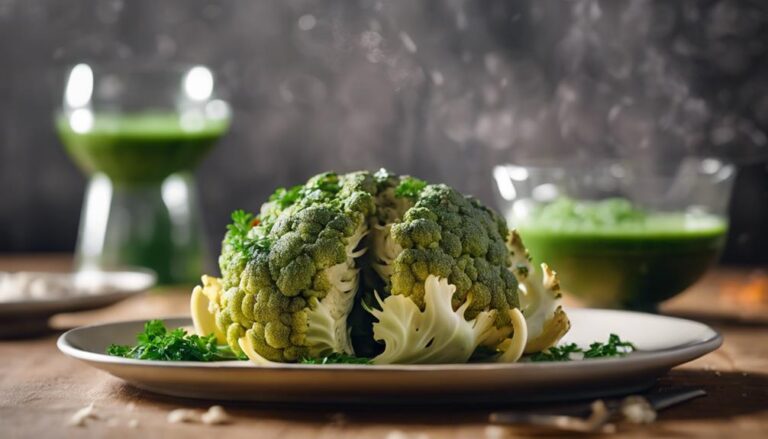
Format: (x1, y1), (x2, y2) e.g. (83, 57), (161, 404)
(57, 63), (231, 285)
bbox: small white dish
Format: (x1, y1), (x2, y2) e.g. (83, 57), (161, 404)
(57, 309), (721, 403)
(0, 269), (156, 337)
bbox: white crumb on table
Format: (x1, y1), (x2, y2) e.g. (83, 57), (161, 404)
(621, 396), (657, 424)
(68, 402), (98, 427)
(385, 431), (409, 439)
(167, 408), (201, 424)
(201, 405), (231, 425)
(385, 431), (429, 439)
(166, 406), (232, 425)
(484, 425), (505, 439)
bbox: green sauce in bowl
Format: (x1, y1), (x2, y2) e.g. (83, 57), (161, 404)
(517, 198), (728, 310)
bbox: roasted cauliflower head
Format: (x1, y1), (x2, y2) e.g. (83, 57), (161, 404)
(191, 170), (570, 364)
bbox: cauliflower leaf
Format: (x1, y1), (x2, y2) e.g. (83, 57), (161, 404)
(371, 275), (498, 364)
(507, 230), (571, 353)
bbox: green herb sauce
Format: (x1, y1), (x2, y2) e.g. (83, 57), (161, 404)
(517, 198), (727, 309)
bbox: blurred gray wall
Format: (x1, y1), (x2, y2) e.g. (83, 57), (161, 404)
(0, 0), (766, 264)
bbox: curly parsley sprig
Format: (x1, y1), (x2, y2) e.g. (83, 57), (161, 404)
(107, 320), (242, 361)
(394, 176), (427, 198)
(529, 333), (635, 362)
(299, 353), (372, 365)
(225, 210), (272, 256)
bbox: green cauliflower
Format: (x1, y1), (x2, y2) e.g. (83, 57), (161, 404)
(365, 178), (528, 364)
(192, 169), (570, 365)
(194, 172), (375, 362)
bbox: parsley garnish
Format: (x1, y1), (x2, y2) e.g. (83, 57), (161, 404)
(529, 334), (635, 362)
(107, 320), (242, 361)
(394, 176), (427, 198)
(529, 343), (582, 362)
(299, 353), (372, 365)
(268, 173), (341, 210)
(583, 333), (636, 358)
(225, 210), (271, 255)
(314, 179), (341, 194)
(269, 185), (303, 209)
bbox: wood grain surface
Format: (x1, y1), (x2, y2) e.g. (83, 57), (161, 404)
(1, 255), (767, 438)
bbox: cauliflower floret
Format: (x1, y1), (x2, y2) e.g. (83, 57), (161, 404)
(385, 184), (519, 322)
(193, 172), (376, 362)
(365, 180), (526, 363)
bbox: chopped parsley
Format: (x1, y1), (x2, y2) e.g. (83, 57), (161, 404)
(269, 185), (303, 209)
(529, 343), (582, 362)
(299, 353), (372, 365)
(268, 173), (341, 208)
(529, 334), (635, 362)
(226, 174), (347, 258)
(583, 333), (636, 358)
(394, 176), (427, 198)
(107, 320), (242, 361)
(225, 210), (271, 256)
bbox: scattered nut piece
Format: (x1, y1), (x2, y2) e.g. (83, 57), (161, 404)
(383, 430), (430, 439)
(126, 402), (136, 412)
(484, 425), (505, 439)
(69, 402), (98, 427)
(621, 396), (657, 424)
(385, 431), (409, 439)
(571, 399), (616, 433)
(167, 408), (201, 424)
(715, 371), (722, 377)
(128, 419), (140, 429)
(586, 400), (611, 426)
(201, 405), (231, 425)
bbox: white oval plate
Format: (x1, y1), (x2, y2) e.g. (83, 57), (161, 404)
(57, 309), (721, 403)
(0, 270), (156, 337)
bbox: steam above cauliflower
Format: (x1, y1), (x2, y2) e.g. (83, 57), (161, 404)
(191, 170), (570, 364)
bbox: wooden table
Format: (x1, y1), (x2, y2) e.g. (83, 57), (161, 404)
(1, 255), (767, 438)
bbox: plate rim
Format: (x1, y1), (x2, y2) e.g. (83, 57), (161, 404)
(0, 268), (156, 314)
(57, 308), (723, 372)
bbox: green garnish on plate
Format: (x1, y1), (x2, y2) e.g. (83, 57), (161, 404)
(107, 321), (634, 364)
(299, 353), (373, 365)
(107, 320), (243, 362)
(529, 333), (636, 362)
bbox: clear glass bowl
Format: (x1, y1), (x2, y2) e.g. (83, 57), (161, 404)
(56, 63), (231, 285)
(493, 157), (736, 311)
